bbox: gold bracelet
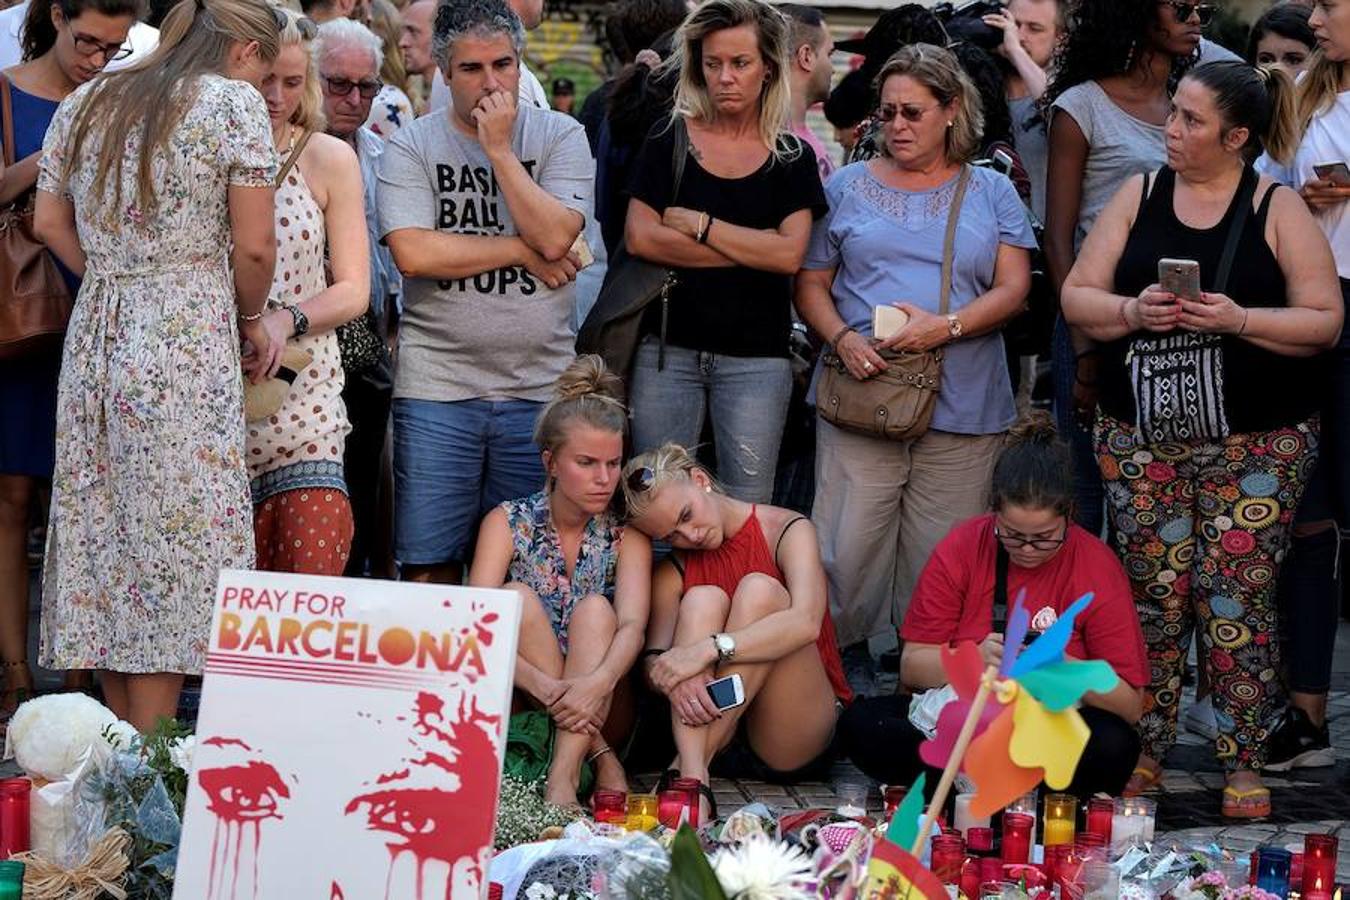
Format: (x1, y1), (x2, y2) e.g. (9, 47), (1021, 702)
(237, 309), (265, 322)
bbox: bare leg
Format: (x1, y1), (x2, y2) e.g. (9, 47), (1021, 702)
(0, 476), (33, 717)
(125, 672), (185, 733)
(666, 586), (732, 790)
(546, 593), (618, 807)
(100, 671), (130, 721)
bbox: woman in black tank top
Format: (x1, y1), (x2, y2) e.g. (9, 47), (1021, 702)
(1061, 62), (1342, 820)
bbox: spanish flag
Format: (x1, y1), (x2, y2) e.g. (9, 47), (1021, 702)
(860, 775), (948, 900)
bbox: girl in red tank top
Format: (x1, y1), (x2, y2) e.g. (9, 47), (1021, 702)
(622, 444), (850, 808)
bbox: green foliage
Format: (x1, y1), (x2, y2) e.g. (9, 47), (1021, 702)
(668, 826), (728, 900)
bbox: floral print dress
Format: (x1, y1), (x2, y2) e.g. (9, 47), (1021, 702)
(36, 74), (277, 674)
(502, 491), (623, 652)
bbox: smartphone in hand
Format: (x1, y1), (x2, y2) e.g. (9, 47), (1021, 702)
(1158, 258), (1201, 301)
(1313, 161), (1350, 186)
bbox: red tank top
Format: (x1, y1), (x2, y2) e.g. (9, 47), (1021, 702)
(681, 507), (853, 704)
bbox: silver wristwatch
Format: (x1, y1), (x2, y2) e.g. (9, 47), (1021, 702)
(712, 632), (736, 664)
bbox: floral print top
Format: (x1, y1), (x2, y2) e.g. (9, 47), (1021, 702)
(502, 490), (623, 653)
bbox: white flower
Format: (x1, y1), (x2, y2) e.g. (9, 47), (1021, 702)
(5, 694), (124, 781)
(525, 883), (558, 900)
(711, 834), (814, 900)
(1031, 606), (1059, 632)
(168, 735), (197, 773)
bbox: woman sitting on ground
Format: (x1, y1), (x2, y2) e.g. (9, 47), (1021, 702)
(622, 443), (852, 816)
(469, 356), (652, 808)
(840, 413), (1148, 799)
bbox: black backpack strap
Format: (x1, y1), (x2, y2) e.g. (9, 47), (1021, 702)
(994, 542), (1010, 622)
(670, 116), (689, 202)
(1214, 167), (1258, 295)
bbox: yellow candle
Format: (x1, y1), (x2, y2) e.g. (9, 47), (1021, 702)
(626, 794), (660, 832)
(1044, 818), (1076, 847)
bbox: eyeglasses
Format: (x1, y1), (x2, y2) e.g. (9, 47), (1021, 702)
(875, 102), (943, 124)
(322, 76), (384, 99)
(1159, 1), (1216, 25)
(71, 30), (131, 61)
(626, 466), (656, 494)
(993, 523), (1067, 552)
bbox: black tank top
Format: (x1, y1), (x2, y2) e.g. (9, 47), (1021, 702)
(1098, 166), (1319, 433)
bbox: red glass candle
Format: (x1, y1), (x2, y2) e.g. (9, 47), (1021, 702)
(593, 789), (627, 826)
(883, 785), (908, 821)
(968, 827), (995, 855)
(671, 778), (702, 828)
(1002, 812), (1033, 866)
(979, 856), (1002, 886)
(658, 789), (694, 829)
(1085, 797), (1113, 845)
(1304, 836), (1338, 896)
(1292, 853), (1305, 892)
(1056, 847), (1086, 900)
(1075, 831), (1107, 859)
(961, 858), (982, 899)
(1250, 850), (1260, 886)
(932, 835), (966, 884)
(1043, 843), (1071, 888)
(0, 779), (30, 859)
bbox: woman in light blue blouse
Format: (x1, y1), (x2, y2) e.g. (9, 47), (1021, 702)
(795, 43), (1035, 690)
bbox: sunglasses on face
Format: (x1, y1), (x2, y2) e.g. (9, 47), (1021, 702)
(875, 102), (943, 125)
(1160, 0), (1216, 25)
(322, 76), (383, 99)
(71, 30), (131, 61)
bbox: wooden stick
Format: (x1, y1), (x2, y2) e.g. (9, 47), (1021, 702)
(909, 664), (999, 858)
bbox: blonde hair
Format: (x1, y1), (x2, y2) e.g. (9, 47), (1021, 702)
(665, 0), (797, 159)
(621, 443), (721, 521)
(873, 43), (984, 165)
(60, 0), (282, 230)
(534, 355), (627, 454)
(368, 0), (412, 95)
(1293, 50), (1346, 161)
(276, 6), (326, 132)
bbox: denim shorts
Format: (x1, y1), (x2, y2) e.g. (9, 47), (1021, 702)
(393, 397), (545, 565)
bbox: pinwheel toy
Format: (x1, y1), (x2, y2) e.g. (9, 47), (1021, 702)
(909, 591), (1120, 847)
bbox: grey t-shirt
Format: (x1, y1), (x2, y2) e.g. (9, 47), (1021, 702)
(1051, 80), (1165, 252)
(1009, 94), (1048, 223)
(377, 105), (594, 403)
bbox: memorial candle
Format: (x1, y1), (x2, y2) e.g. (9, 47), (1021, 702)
(1043, 793), (1076, 847)
(0, 779), (30, 859)
(593, 789), (627, 826)
(1256, 847), (1293, 898)
(625, 793), (659, 832)
(962, 858), (982, 900)
(1002, 813), (1033, 865)
(1111, 797), (1155, 858)
(955, 792), (992, 835)
(1304, 835), (1338, 898)
(931, 835), (966, 885)
(1085, 798), (1113, 845)
(672, 778), (703, 828)
(968, 827), (995, 856)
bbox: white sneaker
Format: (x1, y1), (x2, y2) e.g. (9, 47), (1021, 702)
(1183, 697), (1219, 741)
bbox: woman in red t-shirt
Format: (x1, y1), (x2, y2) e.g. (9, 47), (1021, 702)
(841, 413), (1149, 798)
(622, 443), (852, 817)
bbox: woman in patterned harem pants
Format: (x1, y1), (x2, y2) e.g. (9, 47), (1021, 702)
(1096, 422), (1316, 779)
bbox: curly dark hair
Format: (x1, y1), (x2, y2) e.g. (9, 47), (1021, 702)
(1044, 0), (1195, 107)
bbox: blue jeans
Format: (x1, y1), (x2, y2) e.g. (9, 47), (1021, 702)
(393, 397), (545, 565)
(1053, 315), (1104, 535)
(628, 337), (792, 503)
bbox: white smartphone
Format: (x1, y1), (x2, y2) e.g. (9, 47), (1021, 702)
(873, 305), (910, 341)
(706, 673), (746, 711)
(1313, 161), (1350, 185)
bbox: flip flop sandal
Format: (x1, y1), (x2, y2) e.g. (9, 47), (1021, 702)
(1222, 786), (1271, 820)
(1123, 765), (1163, 797)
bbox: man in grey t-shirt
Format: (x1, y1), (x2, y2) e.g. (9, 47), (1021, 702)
(378, 0), (593, 583)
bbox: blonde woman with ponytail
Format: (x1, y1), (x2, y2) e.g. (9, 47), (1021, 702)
(32, 0), (283, 732)
(247, 7), (369, 575)
(1253, 0), (1350, 780)
(469, 356), (652, 808)
(1064, 60), (1342, 819)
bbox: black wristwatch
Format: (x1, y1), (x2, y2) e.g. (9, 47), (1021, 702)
(288, 304), (310, 338)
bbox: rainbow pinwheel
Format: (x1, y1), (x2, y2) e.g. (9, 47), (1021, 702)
(919, 590), (1120, 818)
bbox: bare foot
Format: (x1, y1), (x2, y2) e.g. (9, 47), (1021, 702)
(543, 773), (581, 811)
(1123, 753), (1163, 797)
(593, 751), (629, 794)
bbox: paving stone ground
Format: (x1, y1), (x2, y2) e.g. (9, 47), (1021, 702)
(9, 566), (1350, 874)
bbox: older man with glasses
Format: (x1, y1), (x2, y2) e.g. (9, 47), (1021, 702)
(313, 17), (400, 579)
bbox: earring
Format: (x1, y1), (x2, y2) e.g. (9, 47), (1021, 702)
(946, 121), (954, 128)
(705, 486), (712, 493)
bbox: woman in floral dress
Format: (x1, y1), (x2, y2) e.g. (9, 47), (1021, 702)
(33, 0), (282, 732)
(249, 7), (368, 574)
(469, 356), (652, 809)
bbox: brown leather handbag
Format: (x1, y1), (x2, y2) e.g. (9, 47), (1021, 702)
(0, 74), (74, 360)
(816, 165), (971, 441)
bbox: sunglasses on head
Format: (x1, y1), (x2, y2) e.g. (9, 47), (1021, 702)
(1160, 0), (1216, 25)
(626, 467), (656, 494)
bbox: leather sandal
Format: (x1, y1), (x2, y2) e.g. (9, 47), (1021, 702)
(1222, 785), (1271, 820)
